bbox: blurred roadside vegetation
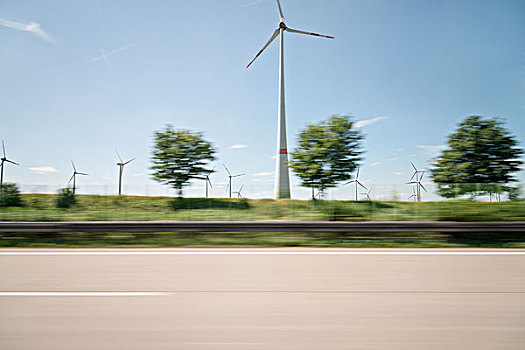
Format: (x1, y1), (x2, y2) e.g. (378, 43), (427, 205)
(0, 194), (523, 222)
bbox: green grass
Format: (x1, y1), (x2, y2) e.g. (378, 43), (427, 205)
(0, 194), (523, 222)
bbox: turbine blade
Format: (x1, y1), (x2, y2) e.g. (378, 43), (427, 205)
(276, 0), (285, 22)
(124, 158), (135, 165)
(246, 28), (280, 68)
(356, 167), (360, 179)
(1, 140), (5, 158)
(239, 185), (244, 193)
(78, 172), (89, 176)
(420, 183), (427, 192)
(207, 177), (212, 188)
(71, 160), (77, 172)
(233, 173), (245, 178)
(407, 181), (417, 185)
(345, 180), (355, 185)
(410, 171), (417, 181)
(285, 27), (334, 39)
(223, 164), (232, 176)
(5, 159), (19, 165)
(115, 149), (123, 163)
(208, 166), (216, 175)
(68, 174), (75, 184)
(357, 180), (367, 190)
(419, 171), (425, 180)
(411, 162), (417, 172)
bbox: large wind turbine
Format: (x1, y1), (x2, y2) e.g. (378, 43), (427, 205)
(247, 0), (334, 199)
(1, 140), (19, 185)
(115, 150), (134, 196)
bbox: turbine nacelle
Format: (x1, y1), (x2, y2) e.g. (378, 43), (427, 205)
(246, 0), (334, 69)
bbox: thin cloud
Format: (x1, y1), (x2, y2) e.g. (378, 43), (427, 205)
(416, 145), (445, 155)
(0, 18), (56, 43)
(243, 0), (267, 7)
(89, 43), (137, 65)
(29, 166), (57, 174)
(388, 157), (399, 161)
(370, 162), (380, 166)
(253, 178), (273, 182)
(132, 173), (145, 177)
(253, 172), (273, 176)
(230, 144), (247, 149)
(354, 116), (389, 129)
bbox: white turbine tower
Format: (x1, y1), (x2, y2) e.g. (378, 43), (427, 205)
(246, 0), (334, 199)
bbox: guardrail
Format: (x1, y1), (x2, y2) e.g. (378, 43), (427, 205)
(1, 221), (524, 233)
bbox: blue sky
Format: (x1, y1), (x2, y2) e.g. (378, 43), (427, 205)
(1, 0), (524, 200)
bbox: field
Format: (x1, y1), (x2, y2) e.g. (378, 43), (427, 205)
(0, 194), (523, 222)
(0, 195), (524, 248)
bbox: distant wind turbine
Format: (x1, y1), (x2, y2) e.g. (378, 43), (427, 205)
(0, 140), (19, 185)
(232, 185), (244, 199)
(246, 0), (334, 199)
(68, 161), (88, 194)
(407, 164), (427, 202)
(198, 166), (215, 198)
(224, 164), (244, 199)
(345, 167), (367, 201)
(408, 187), (417, 201)
(115, 150), (134, 196)
(361, 187), (373, 201)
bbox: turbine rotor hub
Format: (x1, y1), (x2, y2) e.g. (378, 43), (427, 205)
(279, 21), (287, 29)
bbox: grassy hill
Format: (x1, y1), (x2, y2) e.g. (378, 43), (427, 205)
(0, 194), (523, 222)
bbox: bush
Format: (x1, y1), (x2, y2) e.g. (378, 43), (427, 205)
(56, 188), (77, 209)
(0, 183), (23, 207)
(170, 198), (250, 210)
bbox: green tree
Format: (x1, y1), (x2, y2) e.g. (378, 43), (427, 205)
(151, 125), (216, 197)
(0, 183), (23, 207)
(290, 115), (363, 197)
(56, 187), (76, 209)
(431, 116), (523, 198)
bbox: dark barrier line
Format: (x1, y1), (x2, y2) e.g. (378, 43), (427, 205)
(0, 221), (524, 233)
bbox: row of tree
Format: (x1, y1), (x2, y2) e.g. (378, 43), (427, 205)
(150, 115), (523, 199)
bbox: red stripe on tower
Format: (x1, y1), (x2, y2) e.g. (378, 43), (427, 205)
(279, 149), (287, 154)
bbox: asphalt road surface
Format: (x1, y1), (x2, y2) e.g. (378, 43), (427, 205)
(1, 249), (524, 349)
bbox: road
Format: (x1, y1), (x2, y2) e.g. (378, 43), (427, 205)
(1, 249), (525, 349)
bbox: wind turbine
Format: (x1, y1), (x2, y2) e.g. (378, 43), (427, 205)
(361, 187), (373, 201)
(409, 162), (424, 182)
(68, 161), (88, 194)
(408, 187), (417, 201)
(345, 167), (367, 201)
(115, 150), (134, 196)
(246, 0), (334, 199)
(0, 140), (19, 185)
(224, 165), (244, 199)
(407, 164), (427, 202)
(232, 185), (244, 199)
(199, 166), (215, 198)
